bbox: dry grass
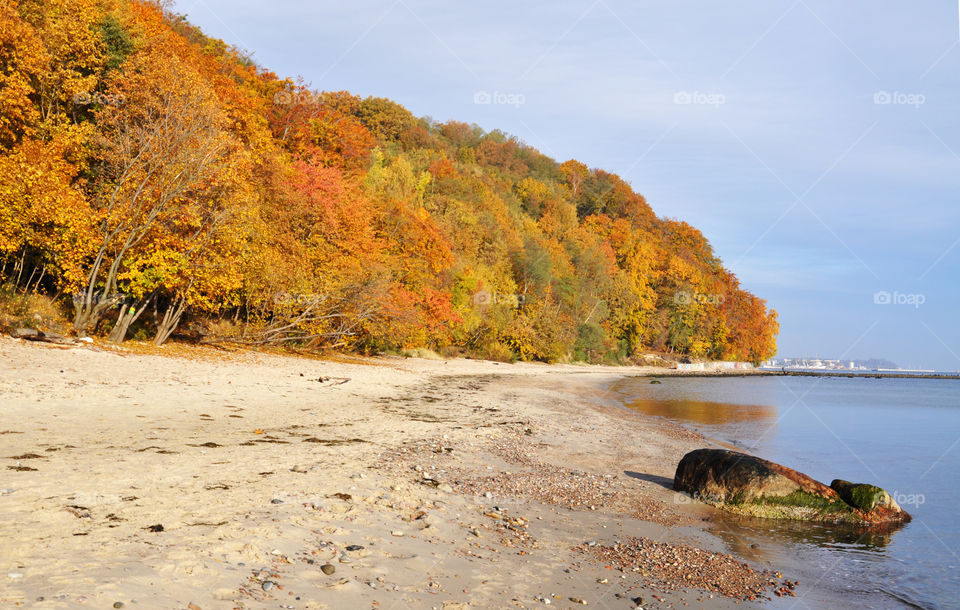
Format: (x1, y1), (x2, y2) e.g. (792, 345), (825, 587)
(0, 287), (69, 335)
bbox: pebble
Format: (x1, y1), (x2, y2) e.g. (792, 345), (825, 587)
(345, 545), (365, 551)
(270, 498), (283, 504)
(113, 603), (124, 608)
(7, 572), (23, 580)
(261, 581), (277, 591)
(320, 564), (336, 575)
(437, 483), (454, 493)
(0, 489), (14, 495)
(391, 530), (404, 536)
(338, 553), (351, 564)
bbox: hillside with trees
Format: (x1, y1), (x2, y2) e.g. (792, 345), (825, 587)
(0, 0), (778, 364)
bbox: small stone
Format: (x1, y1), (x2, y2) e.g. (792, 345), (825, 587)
(7, 572), (23, 580)
(113, 603), (124, 608)
(437, 483), (454, 493)
(338, 553), (351, 564)
(320, 563), (336, 575)
(596, 578), (608, 584)
(187, 604), (202, 610)
(345, 544), (364, 551)
(261, 581), (276, 591)
(271, 498), (283, 504)
(391, 530), (404, 536)
(569, 598), (587, 605)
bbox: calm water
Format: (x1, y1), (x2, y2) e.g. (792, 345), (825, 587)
(609, 376), (960, 609)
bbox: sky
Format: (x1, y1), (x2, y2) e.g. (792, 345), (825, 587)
(174, 0), (960, 370)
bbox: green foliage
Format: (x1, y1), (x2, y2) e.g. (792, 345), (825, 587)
(98, 14), (133, 72)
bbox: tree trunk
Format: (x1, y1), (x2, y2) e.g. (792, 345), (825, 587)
(154, 295), (188, 346)
(108, 297), (152, 343)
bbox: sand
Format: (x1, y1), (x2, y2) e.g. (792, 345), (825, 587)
(0, 337), (792, 609)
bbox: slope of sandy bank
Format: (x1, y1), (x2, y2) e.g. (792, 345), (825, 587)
(0, 339), (793, 609)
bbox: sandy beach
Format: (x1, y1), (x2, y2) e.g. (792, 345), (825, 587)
(0, 337), (795, 609)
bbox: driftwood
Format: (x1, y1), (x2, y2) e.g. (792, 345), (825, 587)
(11, 328), (78, 346)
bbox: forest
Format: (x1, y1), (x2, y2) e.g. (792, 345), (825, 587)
(0, 0), (778, 364)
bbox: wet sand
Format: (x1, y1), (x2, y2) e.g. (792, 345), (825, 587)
(0, 337), (796, 609)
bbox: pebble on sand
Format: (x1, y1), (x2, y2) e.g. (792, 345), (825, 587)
(320, 563), (336, 575)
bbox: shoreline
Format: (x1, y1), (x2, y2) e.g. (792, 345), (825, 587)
(1, 338), (812, 608)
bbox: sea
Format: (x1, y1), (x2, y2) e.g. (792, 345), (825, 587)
(608, 374), (960, 609)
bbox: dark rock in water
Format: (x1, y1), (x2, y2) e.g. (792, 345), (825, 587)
(674, 448), (910, 525)
(650, 379), (662, 384)
(674, 448), (837, 503)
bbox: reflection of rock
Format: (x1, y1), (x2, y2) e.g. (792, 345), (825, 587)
(674, 449), (911, 525)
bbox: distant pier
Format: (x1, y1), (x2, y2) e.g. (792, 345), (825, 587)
(759, 369), (960, 380)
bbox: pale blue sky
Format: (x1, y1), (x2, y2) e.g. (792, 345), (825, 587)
(175, 0), (960, 369)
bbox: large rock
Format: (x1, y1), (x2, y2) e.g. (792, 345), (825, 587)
(674, 448), (910, 525)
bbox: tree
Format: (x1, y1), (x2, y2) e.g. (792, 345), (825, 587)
(74, 50), (232, 334)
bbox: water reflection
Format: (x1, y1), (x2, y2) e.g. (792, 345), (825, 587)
(709, 512), (898, 557)
(622, 397), (777, 426)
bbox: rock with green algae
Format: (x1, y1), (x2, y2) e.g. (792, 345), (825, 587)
(830, 479), (910, 522)
(673, 448), (911, 525)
